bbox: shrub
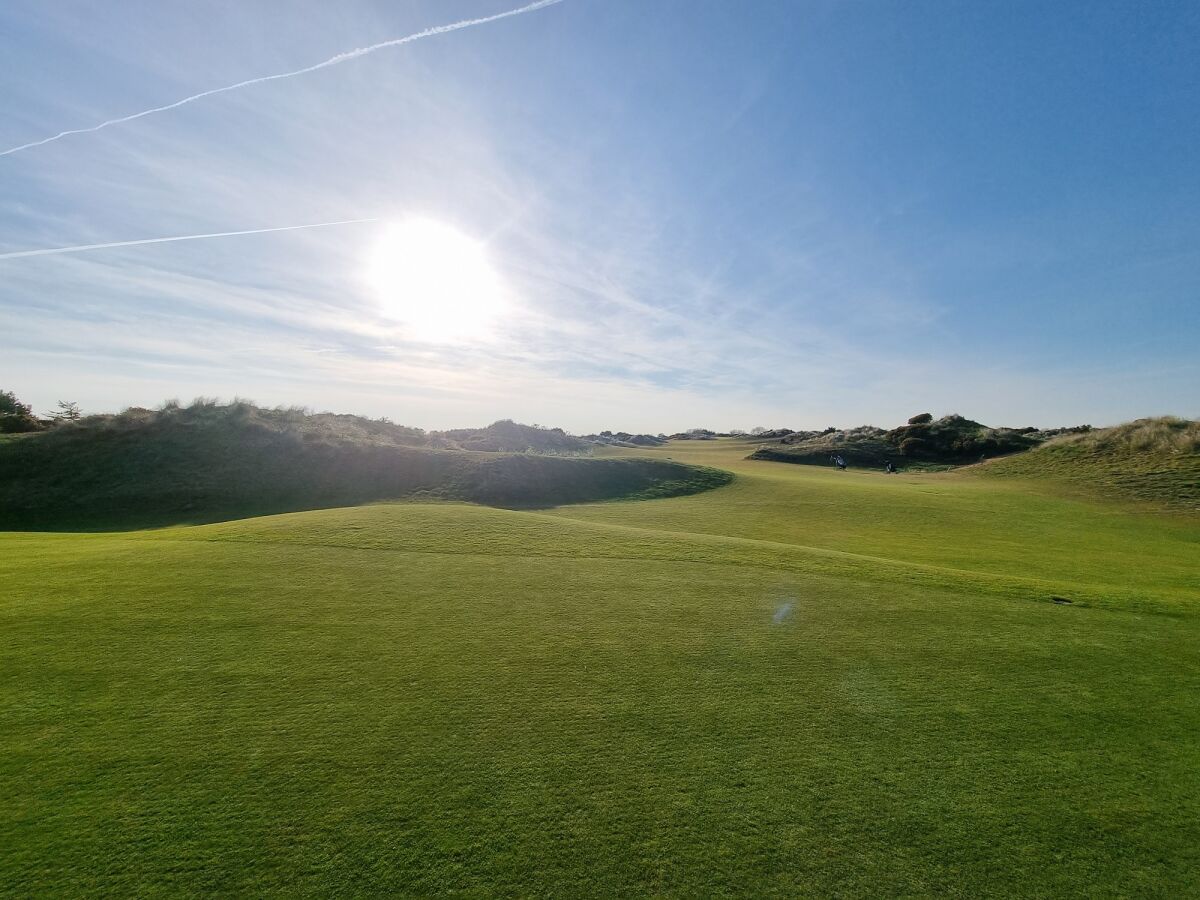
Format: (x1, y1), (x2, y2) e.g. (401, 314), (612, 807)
(0, 390), (42, 434)
(899, 437), (929, 457)
(908, 413), (933, 425)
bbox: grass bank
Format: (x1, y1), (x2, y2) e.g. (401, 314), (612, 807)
(0, 401), (729, 529)
(2, 438), (1197, 894)
(978, 416), (1199, 510)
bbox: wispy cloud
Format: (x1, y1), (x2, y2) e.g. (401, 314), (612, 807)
(0, 0), (565, 157)
(0, 218), (377, 260)
(6, 2), (1189, 430)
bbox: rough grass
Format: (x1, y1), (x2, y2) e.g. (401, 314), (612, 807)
(979, 416), (1200, 510)
(748, 415), (1050, 469)
(2, 439), (1198, 895)
(748, 431), (899, 468)
(0, 402), (728, 530)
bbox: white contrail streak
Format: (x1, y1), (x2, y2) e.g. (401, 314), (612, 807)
(1, 0), (565, 158)
(0, 218), (378, 260)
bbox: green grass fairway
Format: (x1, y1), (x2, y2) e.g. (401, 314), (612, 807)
(3, 440), (1198, 895)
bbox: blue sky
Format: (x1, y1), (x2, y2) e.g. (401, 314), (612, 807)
(2, 0), (1196, 432)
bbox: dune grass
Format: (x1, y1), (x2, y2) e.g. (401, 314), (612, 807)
(2, 439), (1198, 895)
(746, 414), (1054, 469)
(0, 402), (728, 530)
(979, 416), (1200, 511)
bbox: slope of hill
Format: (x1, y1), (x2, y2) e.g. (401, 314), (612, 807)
(580, 430), (669, 447)
(979, 416), (1200, 510)
(0, 401), (729, 530)
(435, 419), (591, 453)
(2, 437), (1197, 895)
(750, 425), (898, 467)
(749, 414), (1083, 469)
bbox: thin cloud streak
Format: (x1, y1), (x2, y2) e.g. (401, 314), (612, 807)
(0, 218), (378, 260)
(0, 0), (566, 158)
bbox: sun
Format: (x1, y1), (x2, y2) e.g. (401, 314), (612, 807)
(365, 218), (506, 342)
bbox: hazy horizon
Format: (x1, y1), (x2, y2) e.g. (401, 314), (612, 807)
(3, 0), (1197, 431)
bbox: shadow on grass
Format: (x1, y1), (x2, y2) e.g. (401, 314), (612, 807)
(1, 423), (734, 533)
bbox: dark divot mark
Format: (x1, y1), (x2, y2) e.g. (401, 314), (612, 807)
(1051, 596), (1073, 605)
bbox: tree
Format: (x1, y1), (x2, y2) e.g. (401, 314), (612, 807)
(50, 400), (82, 422)
(0, 389), (42, 433)
(907, 413), (934, 425)
(750, 426), (769, 435)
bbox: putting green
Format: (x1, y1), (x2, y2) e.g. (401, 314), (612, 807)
(2, 440), (1197, 895)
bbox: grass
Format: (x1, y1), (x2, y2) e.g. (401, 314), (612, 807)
(2, 438), (1198, 894)
(979, 416), (1200, 511)
(748, 414), (1057, 469)
(0, 401), (728, 529)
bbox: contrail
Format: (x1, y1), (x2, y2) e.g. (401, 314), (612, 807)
(0, 218), (378, 260)
(1, 0), (565, 158)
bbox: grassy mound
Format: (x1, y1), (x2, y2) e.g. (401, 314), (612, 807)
(0, 401), (730, 530)
(749, 415), (1086, 469)
(980, 416), (1200, 510)
(750, 426), (899, 468)
(436, 419), (591, 453)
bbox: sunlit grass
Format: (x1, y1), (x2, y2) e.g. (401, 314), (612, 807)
(2, 438), (1198, 894)
(980, 416), (1200, 510)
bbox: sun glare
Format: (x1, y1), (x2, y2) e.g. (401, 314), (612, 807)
(365, 218), (506, 342)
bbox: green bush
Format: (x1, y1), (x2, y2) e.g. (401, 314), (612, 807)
(0, 390), (42, 434)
